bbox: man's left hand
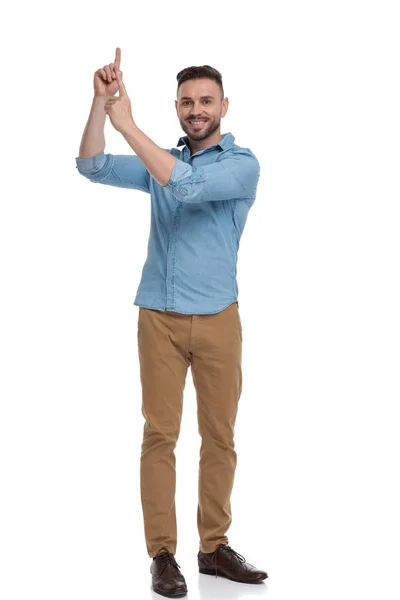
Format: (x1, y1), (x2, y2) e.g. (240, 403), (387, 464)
(104, 70), (135, 134)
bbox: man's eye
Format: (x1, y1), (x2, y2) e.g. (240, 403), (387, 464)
(182, 100), (211, 105)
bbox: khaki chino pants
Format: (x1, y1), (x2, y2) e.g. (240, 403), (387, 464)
(137, 301), (242, 556)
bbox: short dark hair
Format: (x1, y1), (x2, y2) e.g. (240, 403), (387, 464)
(176, 65), (224, 100)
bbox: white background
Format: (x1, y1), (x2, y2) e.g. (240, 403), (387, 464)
(1, 1), (399, 599)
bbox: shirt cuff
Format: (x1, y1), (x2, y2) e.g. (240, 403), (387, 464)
(166, 158), (193, 186)
(75, 151), (107, 173)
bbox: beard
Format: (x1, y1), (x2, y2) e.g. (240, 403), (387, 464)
(179, 115), (221, 142)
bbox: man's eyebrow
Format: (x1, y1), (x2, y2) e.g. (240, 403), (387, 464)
(179, 95), (215, 100)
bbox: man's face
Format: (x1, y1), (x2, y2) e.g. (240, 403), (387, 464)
(175, 78), (228, 142)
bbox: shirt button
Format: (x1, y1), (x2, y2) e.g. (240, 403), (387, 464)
(179, 187), (188, 195)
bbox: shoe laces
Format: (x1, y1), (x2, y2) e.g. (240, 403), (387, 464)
(156, 549), (181, 575)
(213, 544), (246, 578)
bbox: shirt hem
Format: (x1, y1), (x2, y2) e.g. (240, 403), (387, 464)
(133, 299), (237, 315)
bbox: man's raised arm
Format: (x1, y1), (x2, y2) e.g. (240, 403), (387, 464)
(76, 48), (151, 193)
(78, 95), (107, 159)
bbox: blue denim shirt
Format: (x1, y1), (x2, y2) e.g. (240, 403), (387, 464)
(75, 132), (260, 314)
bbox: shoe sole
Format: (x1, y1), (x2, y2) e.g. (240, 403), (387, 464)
(199, 567), (268, 583)
(151, 589), (188, 598)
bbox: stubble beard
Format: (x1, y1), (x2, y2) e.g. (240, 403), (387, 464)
(180, 115), (221, 142)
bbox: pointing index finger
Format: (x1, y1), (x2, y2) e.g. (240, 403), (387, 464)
(114, 47), (121, 70)
(116, 70), (127, 96)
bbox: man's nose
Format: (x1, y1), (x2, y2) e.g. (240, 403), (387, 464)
(192, 101), (205, 113)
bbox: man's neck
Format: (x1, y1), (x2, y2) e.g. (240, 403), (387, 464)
(188, 130), (223, 156)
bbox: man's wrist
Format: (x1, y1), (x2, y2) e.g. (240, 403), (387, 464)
(120, 120), (139, 137)
(92, 95), (109, 107)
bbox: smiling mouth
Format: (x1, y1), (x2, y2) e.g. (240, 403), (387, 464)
(188, 119), (208, 126)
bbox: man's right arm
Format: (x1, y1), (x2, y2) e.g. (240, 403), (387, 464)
(76, 96), (151, 194)
(78, 96), (107, 159)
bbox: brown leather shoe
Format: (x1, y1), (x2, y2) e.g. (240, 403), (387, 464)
(150, 548), (188, 597)
(198, 543), (268, 583)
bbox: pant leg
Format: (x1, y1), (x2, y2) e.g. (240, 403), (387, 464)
(137, 307), (191, 557)
(190, 302), (243, 553)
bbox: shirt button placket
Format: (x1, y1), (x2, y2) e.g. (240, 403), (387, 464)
(165, 202), (182, 310)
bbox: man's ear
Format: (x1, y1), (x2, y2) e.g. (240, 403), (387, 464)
(222, 97), (229, 117)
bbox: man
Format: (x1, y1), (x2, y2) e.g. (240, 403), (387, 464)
(76, 47), (267, 598)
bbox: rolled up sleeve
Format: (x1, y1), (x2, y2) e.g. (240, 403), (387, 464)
(75, 151), (150, 193)
(165, 150), (260, 203)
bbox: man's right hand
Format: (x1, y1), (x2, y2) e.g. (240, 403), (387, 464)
(93, 47), (123, 98)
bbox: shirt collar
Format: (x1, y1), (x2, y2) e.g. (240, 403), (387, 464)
(176, 132), (235, 153)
